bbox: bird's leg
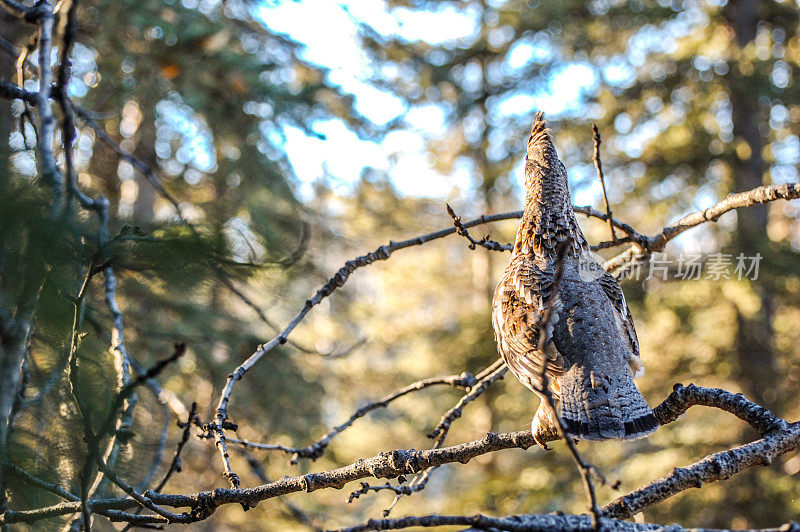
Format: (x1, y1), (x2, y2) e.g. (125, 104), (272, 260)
(531, 399), (560, 450)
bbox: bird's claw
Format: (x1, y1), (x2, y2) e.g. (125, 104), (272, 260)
(533, 432), (550, 450)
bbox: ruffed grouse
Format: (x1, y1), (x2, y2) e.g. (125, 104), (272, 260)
(492, 113), (658, 443)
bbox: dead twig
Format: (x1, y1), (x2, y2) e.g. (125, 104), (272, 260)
(446, 203), (511, 251)
(592, 124), (618, 243)
(219, 372), (479, 463)
(356, 359), (507, 516)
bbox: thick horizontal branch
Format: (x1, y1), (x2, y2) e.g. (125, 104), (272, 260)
(329, 512), (799, 532)
(0, 430), (535, 525)
(652, 383), (786, 435)
(0, 80), (37, 104)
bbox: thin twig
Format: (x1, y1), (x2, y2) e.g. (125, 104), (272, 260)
(119, 403), (195, 532)
(592, 124), (617, 242)
(428, 365), (507, 447)
(5, 462), (80, 502)
(360, 360), (508, 516)
(218, 372), (478, 463)
(65, 264), (100, 529)
(533, 243), (603, 529)
(445, 203), (511, 251)
(154, 402), (197, 492)
(93, 458), (183, 523)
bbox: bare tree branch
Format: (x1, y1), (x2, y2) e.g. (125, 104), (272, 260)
(222, 371), (478, 464)
(428, 364), (507, 447)
(359, 360), (509, 515)
(652, 383), (786, 435)
(1, 398), (796, 526)
(446, 203), (511, 251)
(603, 183), (800, 273)
(592, 123), (618, 243)
(154, 402), (197, 493)
(329, 513), (714, 531)
(602, 421), (799, 519)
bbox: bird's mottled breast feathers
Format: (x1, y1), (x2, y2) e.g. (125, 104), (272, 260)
(492, 255), (565, 393)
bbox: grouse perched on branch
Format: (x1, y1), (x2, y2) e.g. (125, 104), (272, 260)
(491, 113), (658, 443)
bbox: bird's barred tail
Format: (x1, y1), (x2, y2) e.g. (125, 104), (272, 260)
(558, 365), (658, 441)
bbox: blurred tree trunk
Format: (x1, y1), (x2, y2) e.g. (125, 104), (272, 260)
(0, 318), (29, 510)
(89, 141), (122, 214)
(722, 0), (778, 411)
(0, 12), (28, 512)
(132, 118), (157, 224)
(0, 13), (25, 183)
(722, 2), (781, 526)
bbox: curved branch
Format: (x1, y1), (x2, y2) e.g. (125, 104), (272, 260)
(603, 421), (800, 520)
(652, 383), (786, 435)
(603, 183), (800, 273)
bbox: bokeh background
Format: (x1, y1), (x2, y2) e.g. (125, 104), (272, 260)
(2, 0), (800, 529)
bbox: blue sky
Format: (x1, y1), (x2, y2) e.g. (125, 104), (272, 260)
(258, 0), (597, 202)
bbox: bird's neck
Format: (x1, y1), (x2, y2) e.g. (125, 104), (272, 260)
(512, 158), (587, 259)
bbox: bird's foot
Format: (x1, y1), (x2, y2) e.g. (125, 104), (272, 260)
(531, 414), (554, 450)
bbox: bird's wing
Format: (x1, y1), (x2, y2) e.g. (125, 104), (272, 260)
(597, 271), (644, 377)
(492, 257), (564, 393)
